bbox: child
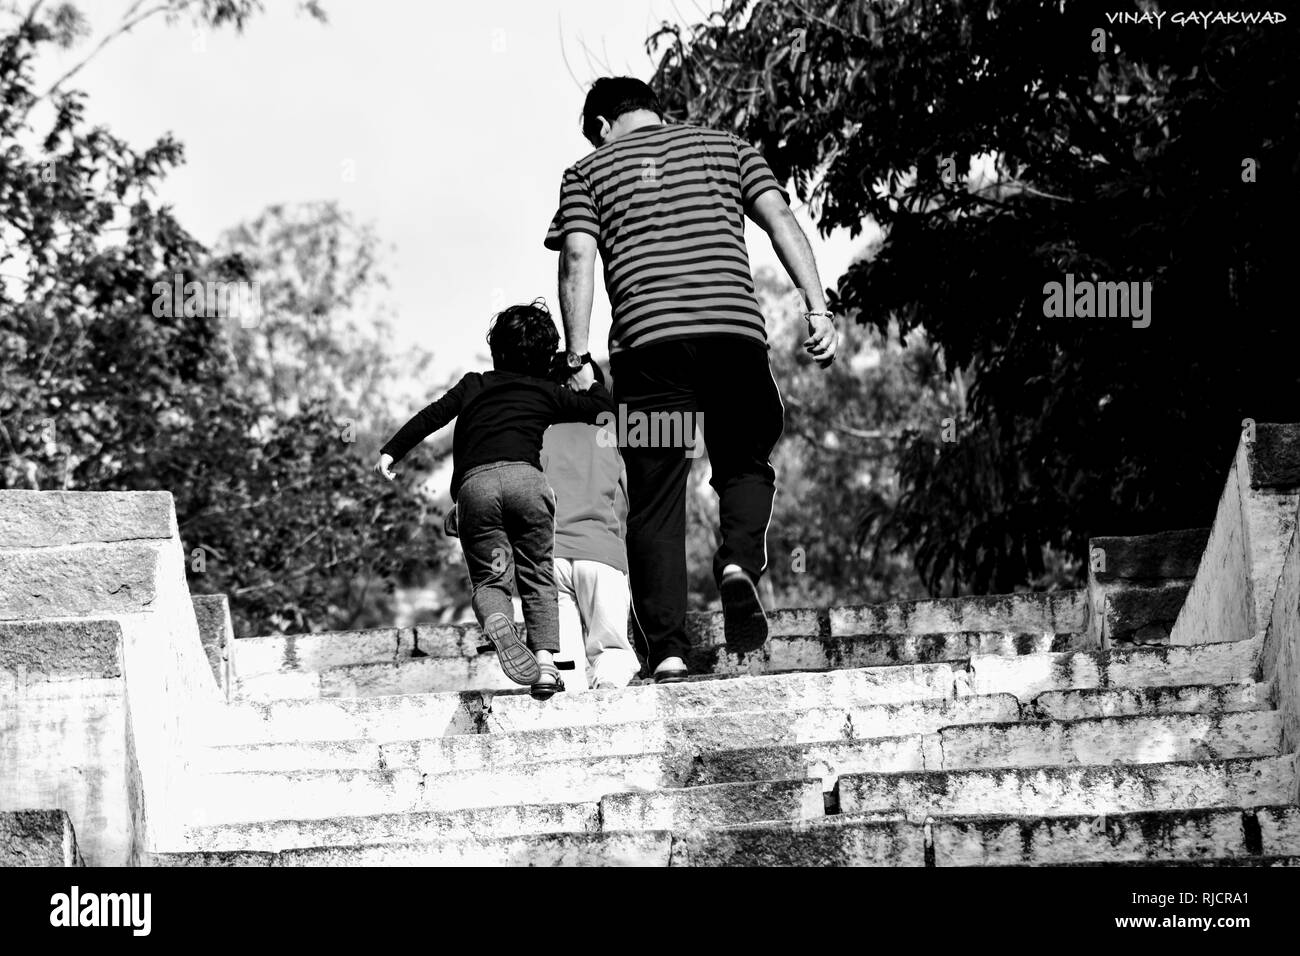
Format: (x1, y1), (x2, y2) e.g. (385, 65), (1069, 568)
(541, 357), (640, 691)
(374, 300), (612, 699)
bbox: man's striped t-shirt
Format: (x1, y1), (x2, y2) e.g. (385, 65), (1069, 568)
(544, 123), (788, 354)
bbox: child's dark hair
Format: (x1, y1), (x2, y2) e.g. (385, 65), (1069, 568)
(488, 299), (560, 376)
(550, 351), (606, 388)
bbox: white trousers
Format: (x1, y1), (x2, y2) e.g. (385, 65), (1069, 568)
(554, 557), (638, 692)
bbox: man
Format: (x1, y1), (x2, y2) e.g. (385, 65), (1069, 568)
(545, 77), (837, 683)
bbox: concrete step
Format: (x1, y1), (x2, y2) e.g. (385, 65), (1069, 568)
(187, 762), (826, 829)
(684, 711), (1283, 791)
(181, 802), (598, 853)
(1027, 681), (1269, 720)
(837, 754), (1298, 822)
(932, 804), (1300, 865)
(965, 637), (1261, 700)
(149, 831), (672, 867)
(932, 709), (1281, 771)
(481, 663), (963, 733)
(209, 645), (1266, 750)
(828, 590), (1086, 636)
(195, 711), (1283, 827)
(202, 707), (1282, 815)
(202, 694), (1021, 774)
(670, 817), (926, 866)
(234, 629), (1096, 701)
(695, 630), (1092, 677)
(235, 654), (513, 700)
(201, 692), (483, 746)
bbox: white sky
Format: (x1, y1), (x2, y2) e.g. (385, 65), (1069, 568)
(37, 0), (869, 383)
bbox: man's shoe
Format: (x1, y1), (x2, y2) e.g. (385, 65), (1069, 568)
(653, 657), (689, 684)
(720, 567), (768, 655)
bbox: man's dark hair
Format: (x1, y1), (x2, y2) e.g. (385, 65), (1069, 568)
(488, 299), (560, 377)
(581, 77), (662, 146)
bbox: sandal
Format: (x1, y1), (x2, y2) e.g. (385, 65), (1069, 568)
(530, 662), (565, 701)
(482, 613), (541, 686)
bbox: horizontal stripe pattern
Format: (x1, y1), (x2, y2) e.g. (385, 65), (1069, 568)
(544, 123), (787, 353)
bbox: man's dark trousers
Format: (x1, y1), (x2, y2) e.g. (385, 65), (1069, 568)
(610, 337), (784, 669)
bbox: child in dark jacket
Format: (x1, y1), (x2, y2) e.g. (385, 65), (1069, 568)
(374, 300), (613, 699)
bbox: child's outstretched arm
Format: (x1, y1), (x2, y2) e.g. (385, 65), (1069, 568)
(374, 374), (474, 479)
(551, 378), (614, 426)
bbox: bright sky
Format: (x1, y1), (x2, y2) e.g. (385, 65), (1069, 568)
(39, 0), (868, 383)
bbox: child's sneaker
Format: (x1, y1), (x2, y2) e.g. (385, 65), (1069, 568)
(482, 613), (542, 685)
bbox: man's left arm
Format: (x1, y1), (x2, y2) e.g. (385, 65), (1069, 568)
(747, 190), (839, 368)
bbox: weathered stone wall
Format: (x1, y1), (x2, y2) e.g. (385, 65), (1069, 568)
(1087, 529), (1207, 647)
(0, 809), (82, 866)
(193, 594), (233, 699)
(0, 621), (127, 866)
(1262, 505), (1300, 779)
(0, 491), (223, 864)
(1170, 425), (1300, 646)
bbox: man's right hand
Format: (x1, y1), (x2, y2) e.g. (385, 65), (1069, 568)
(804, 312), (839, 368)
(373, 453), (397, 480)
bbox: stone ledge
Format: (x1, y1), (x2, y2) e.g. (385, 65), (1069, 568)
(0, 619), (122, 680)
(0, 491), (174, 548)
(1090, 529), (1209, 583)
(0, 544), (159, 619)
(0, 810), (82, 866)
(1248, 424), (1300, 489)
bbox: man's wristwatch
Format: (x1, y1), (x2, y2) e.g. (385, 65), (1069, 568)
(565, 350), (592, 371)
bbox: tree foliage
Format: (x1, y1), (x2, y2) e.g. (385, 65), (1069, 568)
(651, 0), (1300, 594)
(1, 2), (455, 636)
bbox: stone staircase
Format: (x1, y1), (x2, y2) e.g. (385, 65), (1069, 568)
(2, 423), (1299, 866)
(157, 617), (1296, 866)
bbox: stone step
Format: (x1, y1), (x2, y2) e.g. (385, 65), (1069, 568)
(965, 637), (1261, 700)
(837, 755), (1298, 822)
(235, 654), (513, 700)
(829, 590), (1086, 636)
(684, 711), (1283, 791)
(187, 762), (826, 829)
(203, 703), (1281, 807)
(202, 692), (483, 746)
(483, 664), (963, 734)
(181, 802), (600, 853)
(233, 629), (1097, 701)
(202, 694), (1020, 774)
(695, 630), (1092, 678)
(933, 709), (1281, 771)
(1027, 681), (1269, 720)
(211, 644), (1265, 749)
(932, 804), (1300, 865)
(487, 640), (1259, 734)
(149, 831), (673, 867)
(669, 817), (925, 866)
(233, 590), (1087, 677)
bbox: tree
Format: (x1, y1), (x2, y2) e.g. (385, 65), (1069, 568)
(2, 1), (461, 636)
(650, 0), (1300, 594)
